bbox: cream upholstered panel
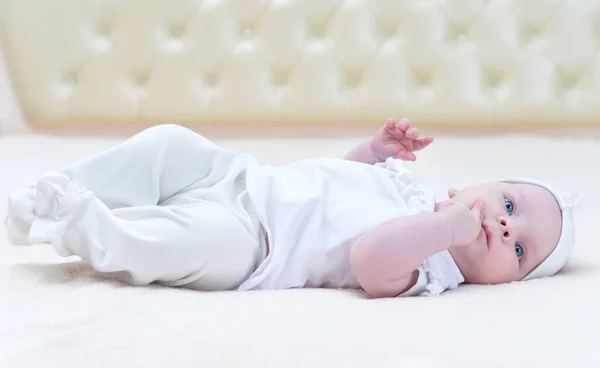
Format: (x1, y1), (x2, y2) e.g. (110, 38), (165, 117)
(1, 0), (600, 131)
(0, 47), (26, 134)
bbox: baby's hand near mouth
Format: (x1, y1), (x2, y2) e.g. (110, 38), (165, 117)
(441, 202), (484, 248)
(369, 117), (434, 162)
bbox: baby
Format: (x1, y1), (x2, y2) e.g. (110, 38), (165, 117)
(4, 119), (577, 298)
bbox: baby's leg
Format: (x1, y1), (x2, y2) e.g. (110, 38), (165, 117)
(28, 172), (261, 290)
(6, 124), (250, 245)
(60, 123), (241, 208)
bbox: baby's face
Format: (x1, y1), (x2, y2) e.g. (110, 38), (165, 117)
(442, 182), (562, 284)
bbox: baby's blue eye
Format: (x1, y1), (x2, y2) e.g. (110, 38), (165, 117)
(504, 198), (514, 215)
(515, 243), (524, 259)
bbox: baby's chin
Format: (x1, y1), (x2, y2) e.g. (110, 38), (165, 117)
(451, 257), (506, 284)
(451, 251), (522, 285)
(448, 240), (491, 278)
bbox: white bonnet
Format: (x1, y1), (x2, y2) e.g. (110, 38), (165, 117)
(501, 178), (579, 280)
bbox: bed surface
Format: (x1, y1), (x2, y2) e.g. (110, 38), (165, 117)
(1, 132), (599, 367)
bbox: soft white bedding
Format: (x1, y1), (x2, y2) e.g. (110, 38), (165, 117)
(1, 132), (599, 367)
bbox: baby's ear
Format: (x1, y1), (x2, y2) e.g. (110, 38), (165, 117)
(447, 188), (458, 198)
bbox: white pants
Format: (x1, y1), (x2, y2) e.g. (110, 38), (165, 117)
(5, 124), (266, 291)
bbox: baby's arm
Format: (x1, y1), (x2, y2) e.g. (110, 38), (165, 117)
(350, 212), (452, 297)
(350, 202), (482, 298)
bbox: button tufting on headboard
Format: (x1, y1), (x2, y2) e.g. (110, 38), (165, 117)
(0, 0), (599, 130)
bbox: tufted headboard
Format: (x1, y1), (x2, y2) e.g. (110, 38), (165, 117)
(1, 0), (599, 134)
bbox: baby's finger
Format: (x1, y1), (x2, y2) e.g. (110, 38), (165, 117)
(471, 202), (484, 223)
(413, 136), (434, 151)
(406, 127), (419, 140)
(396, 150), (416, 161)
(397, 118), (411, 131)
(384, 117), (397, 130)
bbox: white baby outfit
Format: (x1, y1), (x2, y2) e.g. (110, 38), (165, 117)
(6, 125), (463, 297)
(241, 157), (464, 296)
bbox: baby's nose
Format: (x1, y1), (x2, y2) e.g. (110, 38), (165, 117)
(498, 216), (513, 242)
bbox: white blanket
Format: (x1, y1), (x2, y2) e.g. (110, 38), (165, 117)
(1, 132), (599, 367)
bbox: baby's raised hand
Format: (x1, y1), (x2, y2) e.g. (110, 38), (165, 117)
(441, 202), (484, 248)
(369, 118), (434, 162)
